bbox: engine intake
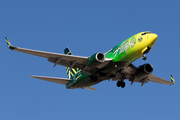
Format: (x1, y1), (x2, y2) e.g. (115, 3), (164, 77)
(86, 52), (105, 68)
(135, 63), (153, 79)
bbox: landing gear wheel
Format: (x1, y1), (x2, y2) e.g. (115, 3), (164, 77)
(117, 81), (121, 87)
(116, 81), (126, 88)
(121, 82), (125, 88)
(142, 55), (147, 60)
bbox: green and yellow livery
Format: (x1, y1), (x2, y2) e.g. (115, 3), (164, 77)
(5, 31), (175, 91)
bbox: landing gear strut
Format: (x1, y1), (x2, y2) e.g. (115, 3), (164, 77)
(117, 81), (126, 88)
(142, 54), (147, 60)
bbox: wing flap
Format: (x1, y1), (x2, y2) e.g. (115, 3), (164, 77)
(30, 75), (71, 85)
(147, 74), (174, 85)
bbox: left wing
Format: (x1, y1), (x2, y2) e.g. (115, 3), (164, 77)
(6, 37), (113, 75)
(6, 37), (88, 69)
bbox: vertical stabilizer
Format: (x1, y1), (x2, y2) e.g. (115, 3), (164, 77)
(64, 47), (79, 79)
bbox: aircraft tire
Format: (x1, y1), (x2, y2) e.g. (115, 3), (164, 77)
(117, 81), (126, 88)
(117, 81), (121, 87)
(121, 82), (125, 88)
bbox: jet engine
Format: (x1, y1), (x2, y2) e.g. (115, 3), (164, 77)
(135, 63), (153, 79)
(86, 52), (105, 68)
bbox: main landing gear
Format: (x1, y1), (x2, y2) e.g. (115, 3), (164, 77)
(117, 81), (126, 88)
(142, 54), (147, 60)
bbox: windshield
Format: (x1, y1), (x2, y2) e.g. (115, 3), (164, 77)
(141, 31), (151, 35)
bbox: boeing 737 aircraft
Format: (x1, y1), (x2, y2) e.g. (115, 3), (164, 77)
(6, 31), (175, 91)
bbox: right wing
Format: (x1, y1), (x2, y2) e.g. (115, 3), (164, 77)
(112, 64), (175, 86)
(147, 74), (175, 85)
(30, 75), (71, 85)
(125, 64), (175, 85)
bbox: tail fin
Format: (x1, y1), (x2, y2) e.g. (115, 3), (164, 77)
(64, 47), (79, 79)
(64, 47), (72, 55)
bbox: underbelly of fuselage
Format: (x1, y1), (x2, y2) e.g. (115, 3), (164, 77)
(66, 78), (103, 89)
(66, 61), (130, 89)
(66, 50), (144, 90)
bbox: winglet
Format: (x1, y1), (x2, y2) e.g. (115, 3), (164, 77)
(5, 37), (16, 50)
(171, 75), (175, 83)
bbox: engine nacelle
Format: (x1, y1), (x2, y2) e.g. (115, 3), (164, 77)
(86, 52), (105, 68)
(135, 63), (153, 79)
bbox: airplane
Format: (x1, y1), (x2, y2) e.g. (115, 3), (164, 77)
(5, 31), (175, 91)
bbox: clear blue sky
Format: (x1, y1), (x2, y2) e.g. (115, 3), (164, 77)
(1, 0), (180, 120)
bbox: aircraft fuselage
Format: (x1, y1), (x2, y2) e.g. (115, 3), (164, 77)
(66, 31), (158, 89)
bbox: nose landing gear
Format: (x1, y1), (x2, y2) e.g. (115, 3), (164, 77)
(142, 47), (151, 60)
(142, 54), (147, 60)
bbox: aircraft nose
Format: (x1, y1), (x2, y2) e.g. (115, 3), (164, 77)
(150, 33), (158, 41)
(148, 33), (158, 42)
(153, 34), (158, 40)
(148, 33), (158, 47)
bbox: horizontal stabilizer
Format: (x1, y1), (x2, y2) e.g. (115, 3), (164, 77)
(84, 86), (97, 91)
(30, 75), (71, 85)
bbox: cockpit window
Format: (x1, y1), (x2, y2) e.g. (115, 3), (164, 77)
(141, 33), (147, 35)
(141, 31), (151, 35)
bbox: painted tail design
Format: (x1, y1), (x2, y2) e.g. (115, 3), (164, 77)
(64, 47), (79, 79)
